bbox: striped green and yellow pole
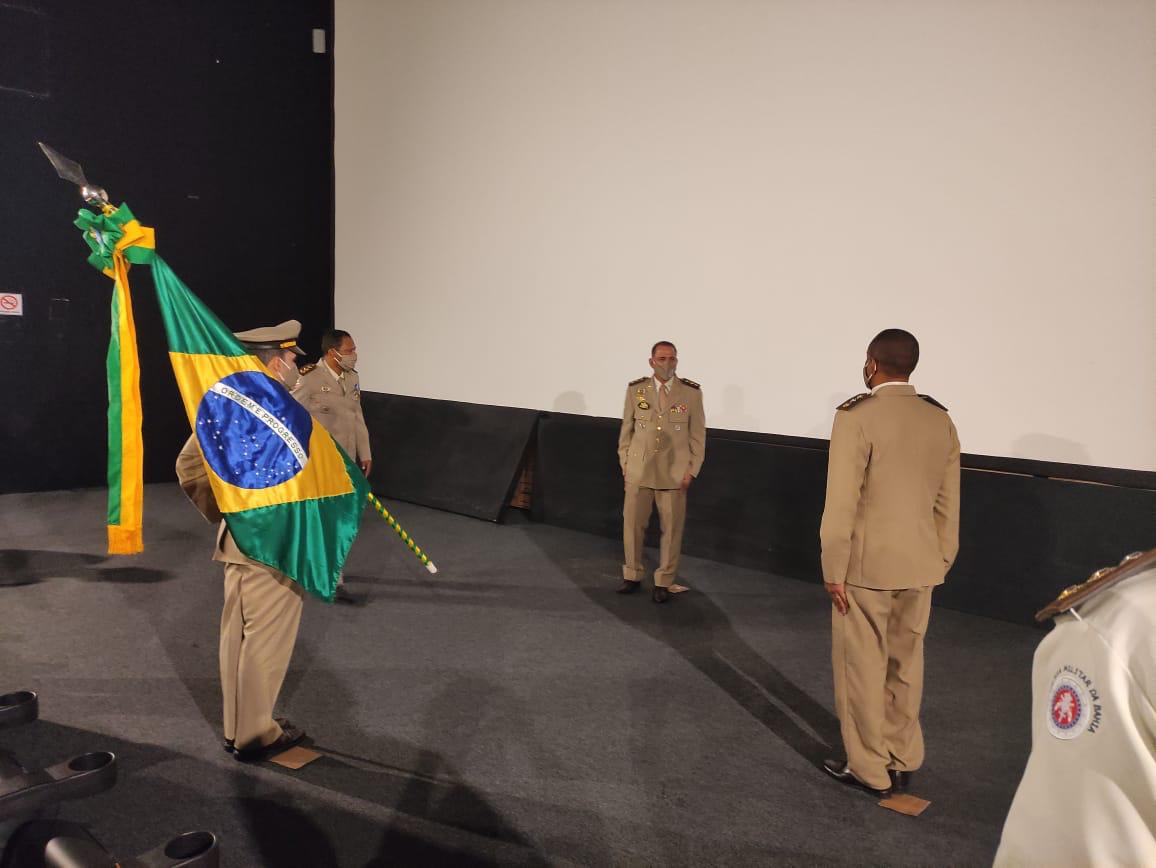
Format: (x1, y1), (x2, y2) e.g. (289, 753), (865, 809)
(367, 492), (438, 574)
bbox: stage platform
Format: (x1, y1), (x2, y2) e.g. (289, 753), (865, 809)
(1, 485), (1040, 866)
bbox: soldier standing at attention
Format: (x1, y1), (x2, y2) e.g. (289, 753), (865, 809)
(617, 341), (706, 604)
(295, 329), (372, 602)
(819, 328), (960, 797)
(176, 320), (308, 761)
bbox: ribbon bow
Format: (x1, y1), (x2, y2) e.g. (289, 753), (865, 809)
(74, 203), (155, 277)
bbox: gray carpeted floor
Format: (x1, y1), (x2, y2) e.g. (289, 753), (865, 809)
(1, 485), (1041, 866)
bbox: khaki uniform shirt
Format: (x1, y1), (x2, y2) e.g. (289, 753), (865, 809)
(176, 434), (252, 564)
(618, 376), (706, 490)
(995, 563), (1156, 867)
(293, 362), (372, 462)
(820, 383), (960, 590)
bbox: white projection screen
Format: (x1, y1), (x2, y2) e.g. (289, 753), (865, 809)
(335, 0), (1156, 473)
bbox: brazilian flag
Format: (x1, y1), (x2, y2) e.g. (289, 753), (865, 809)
(77, 204), (367, 601)
(157, 259), (369, 600)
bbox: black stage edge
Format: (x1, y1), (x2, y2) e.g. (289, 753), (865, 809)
(705, 430), (1156, 491)
(534, 411), (1156, 626)
(361, 393), (538, 522)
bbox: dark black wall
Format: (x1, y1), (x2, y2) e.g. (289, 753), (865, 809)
(351, 393), (1156, 626)
(532, 413), (1156, 625)
(361, 393), (538, 522)
(1, 0), (334, 493)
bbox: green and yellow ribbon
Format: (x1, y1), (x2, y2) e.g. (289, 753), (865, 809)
(74, 204), (155, 554)
(367, 492), (438, 574)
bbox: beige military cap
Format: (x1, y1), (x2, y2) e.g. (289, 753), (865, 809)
(232, 319), (306, 356)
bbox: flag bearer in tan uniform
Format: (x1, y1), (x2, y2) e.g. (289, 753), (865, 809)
(617, 341), (706, 604)
(176, 320), (308, 761)
(819, 328), (960, 797)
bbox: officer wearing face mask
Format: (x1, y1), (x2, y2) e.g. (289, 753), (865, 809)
(294, 329), (373, 479)
(616, 340), (706, 604)
(294, 329), (372, 602)
(819, 328), (960, 799)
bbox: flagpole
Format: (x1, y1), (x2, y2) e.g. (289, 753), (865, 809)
(366, 492), (439, 574)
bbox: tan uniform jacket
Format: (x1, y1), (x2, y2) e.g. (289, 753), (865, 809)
(176, 434), (253, 564)
(618, 376), (706, 490)
(820, 384), (960, 590)
(293, 363), (372, 462)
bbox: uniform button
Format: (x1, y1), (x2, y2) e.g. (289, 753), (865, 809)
(657, 426), (662, 431)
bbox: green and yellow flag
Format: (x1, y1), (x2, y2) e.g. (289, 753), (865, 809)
(75, 203), (154, 554)
(78, 204), (368, 600)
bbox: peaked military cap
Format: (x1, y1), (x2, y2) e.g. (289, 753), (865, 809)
(233, 319), (306, 356)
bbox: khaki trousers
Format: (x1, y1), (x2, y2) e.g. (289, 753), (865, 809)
(622, 484), (686, 587)
(831, 584), (933, 790)
(220, 561), (304, 751)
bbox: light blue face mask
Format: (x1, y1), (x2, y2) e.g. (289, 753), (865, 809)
(278, 356), (300, 389)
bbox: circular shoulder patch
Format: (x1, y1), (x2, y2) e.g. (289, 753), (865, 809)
(195, 371), (313, 489)
(1047, 672), (1092, 739)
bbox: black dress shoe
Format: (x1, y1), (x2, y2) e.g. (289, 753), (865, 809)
(334, 585), (356, 604)
(223, 738), (235, 753)
(888, 770), (913, 793)
(652, 586), (670, 604)
(616, 580), (641, 594)
(822, 758), (891, 798)
(234, 720), (305, 763)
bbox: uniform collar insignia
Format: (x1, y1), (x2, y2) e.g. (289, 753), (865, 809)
(1036, 548), (1156, 621)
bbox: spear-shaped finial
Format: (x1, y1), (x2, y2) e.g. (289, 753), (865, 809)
(38, 141), (110, 208)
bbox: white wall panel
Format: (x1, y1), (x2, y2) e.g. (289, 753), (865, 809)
(336, 0), (1156, 471)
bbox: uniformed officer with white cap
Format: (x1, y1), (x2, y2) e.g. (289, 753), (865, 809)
(994, 548), (1156, 866)
(175, 319), (308, 761)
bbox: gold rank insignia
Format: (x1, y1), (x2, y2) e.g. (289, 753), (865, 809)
(637, 399), (650, 410)
(1036, 547), (1155, 621)
(836, 393), (872, 411)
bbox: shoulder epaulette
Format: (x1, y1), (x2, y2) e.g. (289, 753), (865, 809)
(299, 363), (317, 374)
(918, 394), (948, 411)
(1035, 547), (1156, 622)
(680, 378), (700, 390)
(836, 393), (872, 411)
(628, 376), (648, 386)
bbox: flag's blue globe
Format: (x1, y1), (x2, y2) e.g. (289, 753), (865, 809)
(195, 372), (313, 489)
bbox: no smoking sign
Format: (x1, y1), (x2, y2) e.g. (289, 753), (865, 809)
(0, 293), (24, 316)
